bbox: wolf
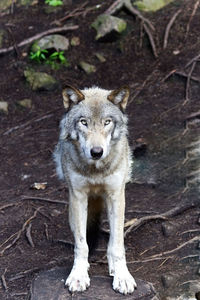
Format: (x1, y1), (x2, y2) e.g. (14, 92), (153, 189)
(53, 85), (137, 295)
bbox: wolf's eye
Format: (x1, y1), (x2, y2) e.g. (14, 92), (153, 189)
(104, 119), (112, 126)
(80, 119), (88, 126)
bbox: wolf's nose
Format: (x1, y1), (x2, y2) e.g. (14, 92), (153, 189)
(91, 147), (103, 159)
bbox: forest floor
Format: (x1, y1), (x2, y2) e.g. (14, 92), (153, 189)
(0, 0), (200, 299)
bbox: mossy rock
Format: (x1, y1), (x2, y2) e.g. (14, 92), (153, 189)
(24, 69), (59, 91)
(91, 14), (127, 41)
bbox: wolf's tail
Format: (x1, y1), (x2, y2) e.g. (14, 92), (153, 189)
(87, 195), (104, 253)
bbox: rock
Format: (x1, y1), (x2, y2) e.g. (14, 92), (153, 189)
(24, 69), (59, 91)
(0, 0), (38, 11)
(30, 267), (158, 300)
(0, 101), (8, 114)
(95, 52), (106, 63)
(161, 274), (177, 289)
(17, 98), (32, 109)
(91, 14), (127, 41)
(19, 0), (38, 5)
(0, 0), (12, 12)
(162, 222), (176, 237)
(70, 36), (80, 46)
(31, 34), (69, 52)
(135, 0), (173, 12)
(30, 182), (47, 190)
(79, 61), (96, 74)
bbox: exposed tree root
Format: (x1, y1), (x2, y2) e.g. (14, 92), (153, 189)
(124, 201), (200, 237)
(1, 269), (8, 291)
(21, 195), (67, 205)
(0, 207), (41, 256)
(163, 8), (182, 49)
(52, 1), (97, 26)
(105, 0), (157, 57)
(25, 223), (34, 248)
(185, 0), (200, 40)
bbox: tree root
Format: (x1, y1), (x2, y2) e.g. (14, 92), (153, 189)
(0, 207), (41, 255)
(21, 195), (67, 205)
(105, 0), (157, 58)
(163, 8), (182, 49)
(124, 201), (200, 237)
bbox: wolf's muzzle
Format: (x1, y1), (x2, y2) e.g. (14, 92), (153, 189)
(90, 147), (103, 160)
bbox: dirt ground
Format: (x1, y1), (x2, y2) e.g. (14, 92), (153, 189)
(0, 0), (200, 299)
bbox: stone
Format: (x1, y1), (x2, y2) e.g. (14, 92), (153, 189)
(31, 34), (69, 52)
(135, 0), (173, 12)
(70, 36), (80, 46)
(17, 99), (32, 109)
(161, 274), (177, 289)
(91, 14), (127, 41)
(19, 0), (38, 5)
(30, 267), (158, 300)
(79, 61), (96, 74)
(24, 69), (59, 91)
(0, 0), (12, 12)
(0, 101), (8, 113)
(95, 52), (106, 63)
(162, 222), (176, 237)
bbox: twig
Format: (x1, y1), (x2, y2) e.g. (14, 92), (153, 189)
(105, 0), (156, 57)
(143, 23), (158, 58)
(183, 61), (196, 106)
(52, 1), (89, 25)
(147, 236), (200, 259)
(26, 223), (34, 247)
(163, 8), (182, 49)
(185, 0), (200, 40)
(0, 25), (79, 55)
(21, 195), (67, 205)
(124, 0), (155, 31)
(0, 207), (41, 255)
(1, 269), (8, 291)
(175, 70), (200, 84)
(124, 201), (200, 237)
(105, 0), (123, 14)
(44, 223), (49, 240)
(181, 229), (200, 235)
(0, 203), (16, 212)
(3, 110), (57, 135)
(128, 237), (200, 263)
(185, 53), (200, 68)
(105, 0), (155, 31)
(129, 69), (158, 104)
(9, 267), (41, 281)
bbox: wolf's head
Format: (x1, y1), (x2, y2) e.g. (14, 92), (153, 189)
(60, 85), (130, 163)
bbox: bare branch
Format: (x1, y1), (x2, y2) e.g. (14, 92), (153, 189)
(163, 8), (182, 49)
(0, 25), (79, 55)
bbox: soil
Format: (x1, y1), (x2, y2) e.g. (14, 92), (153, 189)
(0, 0), (200, 299)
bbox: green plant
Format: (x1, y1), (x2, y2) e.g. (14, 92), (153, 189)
(29, 47), (69, 69)
(45, 0), (63, 6)
(29, 47), (48, 63)
(46, 51), (70, 69)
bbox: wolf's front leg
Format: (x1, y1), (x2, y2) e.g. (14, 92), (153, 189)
(65, 189), (90, 292)
(106, 188), (137, 295)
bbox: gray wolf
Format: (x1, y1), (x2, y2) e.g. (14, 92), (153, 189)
(53, 85), (137, 294)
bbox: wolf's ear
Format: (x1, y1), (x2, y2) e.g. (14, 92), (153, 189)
(107, 86), (130, 112)
(62, 85), (85, 110)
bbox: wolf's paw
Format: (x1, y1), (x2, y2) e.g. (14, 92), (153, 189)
(65, 269), (90, 292)
(113, 271), (137, 295)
